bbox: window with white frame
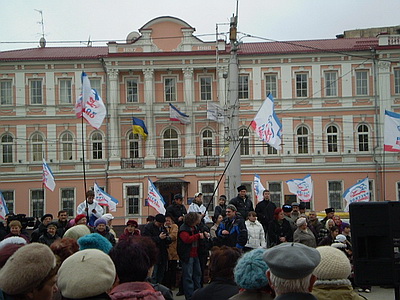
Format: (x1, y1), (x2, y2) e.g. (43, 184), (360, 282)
(395, 69), (400, 94)
(200, 76), (212, 101)
(164, 77), (176, 102)
(325, 71), (338, 97)
(30, 79), (43, 104)
(265, 74), (277, 98)
(327, 125), (338, 153)
(163, 128), (179, 158)
(31, 189), (44, 218)
(61, 188), (75, 216)
(59, 79), (72, 104)
(239, 128), (249, 156)
(92, 132), (103, 160)
(61, 132), (73, 161)
(90, 78), (101, 97)
(267, 145), (278, 155)
(356, 70), (368, 96)
(1, 133), (13, 163)
(328, 181), (343, 210)
(127, 78), (138, 103)
(31, 132), (44, 162)
(126, 185), (140, 215)
(0, 80), (12, 105)
(357, 124), (369, 152)
(238, 75), (249, 99)
(2, 190), (14, 214)
(200, 182), (215, 212)
(297, 125), (309, 154)
(128, 132), (140, 158)
(268, 182), (282, 207)
(296, 73), (308, 97)
(202, 129), (213, 156)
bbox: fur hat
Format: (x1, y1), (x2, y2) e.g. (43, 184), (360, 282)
(101, 213), (114, 222)
(46, 221), (58, 229)
(234, 248), (269, 289)
(0, 243), (56, 295)
(0, 244), (25, 269)
(263, 242), (320, 279)
(78, 233), (113, 254)
(58, 249), (116, 299)
(282, 204), (292, 212)
(63, 225), (91, 240)
(237, 185), (247, 192)
(313, 246), (351, 280)
(325, 207), (335, 214)
(155, 214), (166, 223)
(94, 218), (107, 227)
(126, 219), (138, 227)
(0, 236), (27, 251)
(41, 213), (53, 222)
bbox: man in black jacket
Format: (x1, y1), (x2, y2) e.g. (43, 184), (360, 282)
(165, 194), (187, 227)
(142, 214), (172, 284)
(229, 185), (254, 219)
(255, 189), (276, 235)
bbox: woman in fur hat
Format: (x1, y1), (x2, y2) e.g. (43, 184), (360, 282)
(119, 220), (141, 241)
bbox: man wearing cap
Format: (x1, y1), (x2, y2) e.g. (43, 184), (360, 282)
(142, 214), (172, 284)
(229, 185), (254, 219)
(217, 204), (248, 249)
(166, 194), (187, 227)
(290, 202), (300, 223)
(188, 192), (212, 223)
(282, 204), (296, 231)
(31, 213), (53, 242)
(320, 207), (335, 227)
(264, 242), (321, 299)
(255, 189), (277, 235)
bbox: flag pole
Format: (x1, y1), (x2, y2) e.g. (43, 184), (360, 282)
(81, 115), (89, 222)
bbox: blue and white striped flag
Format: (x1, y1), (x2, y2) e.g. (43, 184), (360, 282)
(254, 174), (265, 202)
(94, 182), (119, 212)
(42, 159), (56, 192)
(147, 178), (166, 214)
(0, 191), (9, 221)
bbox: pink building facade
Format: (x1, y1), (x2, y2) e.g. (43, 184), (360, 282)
(1, 17), (400, 224)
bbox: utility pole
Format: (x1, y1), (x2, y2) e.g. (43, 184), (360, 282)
(225, 10), (241, 201)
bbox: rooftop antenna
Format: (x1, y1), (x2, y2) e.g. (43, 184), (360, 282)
(35, 9), (46, 48)
(87, 35), (92, 47)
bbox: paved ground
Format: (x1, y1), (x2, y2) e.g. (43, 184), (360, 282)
(173, 286), (395, 299)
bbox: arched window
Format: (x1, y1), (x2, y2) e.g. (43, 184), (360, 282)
(61, 132), (73, 161)
(128, 132), (140, 158)
(358, 124), (369, 152)
(31, 132), (44, 161)
(163, 128), (178, 158)
(1, 134), (13, 163)
(92, 132), (103, 160)
(297, 126), (309, 154)
(327, 125), (338, 153)
(239, 128), (249, 156)
(202, 129), (213, 156)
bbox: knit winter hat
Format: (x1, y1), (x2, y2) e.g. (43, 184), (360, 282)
(58, 249), (116, 299)
(94, 218), (107, 227)
(78, 233), (113, 254)
(234, 248), (269, 289)
(63, 224), (91, 240)
(0, 243), (56, 295)
(74, 214), (87, 224)
(313, 246), (351, 280)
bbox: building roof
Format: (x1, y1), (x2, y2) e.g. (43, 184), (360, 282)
(0, 37), (385, 62)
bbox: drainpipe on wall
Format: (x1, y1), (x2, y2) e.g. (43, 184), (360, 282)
(372, 49), (381, 201)
(100, 58), (110, 191)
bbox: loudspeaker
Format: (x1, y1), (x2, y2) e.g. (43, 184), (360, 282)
(350, 201), (400, 286)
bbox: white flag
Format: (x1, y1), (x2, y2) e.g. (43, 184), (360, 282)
(147, 178), (166, 214)
(207, 102), (225, 123)
(94, 183), (119, 212)
(286, 174), (313, 202)
(343, 177), (369, 212)
(75, 72), (106, 129)
(169, 103), (191, 125)
(384, 110), (400, 152)
(42, 159), (56, 192)
(0, 191), (10, 221)
(254, 174), (265, 202)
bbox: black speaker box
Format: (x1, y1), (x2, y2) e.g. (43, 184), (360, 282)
(350, 201), (400, 286)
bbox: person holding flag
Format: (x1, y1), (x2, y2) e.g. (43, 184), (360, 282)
(94, 183), (119, 212)
(76, 190), (103, 226)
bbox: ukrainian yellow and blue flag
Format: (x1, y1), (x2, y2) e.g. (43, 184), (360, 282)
(132, 117), (148, 140)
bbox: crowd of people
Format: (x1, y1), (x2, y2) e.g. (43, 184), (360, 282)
(0, 187), (369, 300)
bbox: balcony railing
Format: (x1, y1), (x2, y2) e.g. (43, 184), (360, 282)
(156, 157), (184, 168)
(121, 158), (144, 169)
(196, 156), (220, 167)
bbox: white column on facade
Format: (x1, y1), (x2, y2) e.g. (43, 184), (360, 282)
(253, 66), (262, 100)
(343, 114), (354, 162)
(107, 69), (120, 161)
(15, 72), (25, 117)
(142, 68), (156, 159)
(341, 63), (353, 100)
(378, 61), (391, 140)
(45, 71), (55, 115)
(182, 67), (195, 158)
(47, 124), (57, 162)
(16, 125), (26, 164)
(280, 65), (292, 100)
(217, 66), (228, 106)
(282, 117), (295, 164)
(313, 116), (323, 163)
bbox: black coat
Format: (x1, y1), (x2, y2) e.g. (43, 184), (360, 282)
(38, 232), (60, 246)
(191, 278), (239, 300)
(229, 195), (254, 219)
(165, 203), (187, 227)
(255, 200), (277, 231)
(142, 222), (172, 262)
(216, 215), (248, 249)
(268, 219), (293, 247)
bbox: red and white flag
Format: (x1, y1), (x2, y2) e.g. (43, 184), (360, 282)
(42, 159), (56, 192)
(169, 103), (191, 125)
(75, 72), (106, 129)
(384, 110), (400, 152)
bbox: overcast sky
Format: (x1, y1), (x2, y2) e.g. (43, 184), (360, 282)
(1, 0), (399, 52)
